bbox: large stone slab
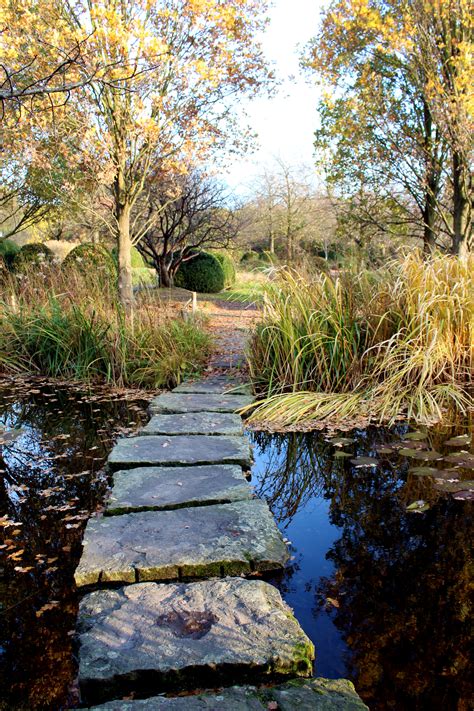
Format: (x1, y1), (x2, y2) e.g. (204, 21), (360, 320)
(108, 435), (251, 470)
(75, 499), (288, 586)
(173, 376), (252, 396)
(78, 578), (314, 705)
(89, 679), (368, 710)
(105, 465), (252, 514)
(149, 392), (253, 415)
(139, 412), (243, 436)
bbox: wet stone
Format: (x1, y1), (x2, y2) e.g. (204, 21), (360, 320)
(107, 434), (251, 470)
(105, 465), (252, 514)
(149, 392), (253, 415)
(75, 499), (289, 587)
(88, 678), (368, 710)
(173, 376), (252, 396)
(78, 578), (314, 706)
(139, 412), (243, 437)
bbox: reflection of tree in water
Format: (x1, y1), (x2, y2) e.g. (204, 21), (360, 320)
(252, 431), (334, 524)
(252, 428), (473, 711)
(0, 382), (148, 710)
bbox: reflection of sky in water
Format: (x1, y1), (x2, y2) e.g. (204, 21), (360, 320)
(249, 425), (474, 708)
(251, 435), (347, 678)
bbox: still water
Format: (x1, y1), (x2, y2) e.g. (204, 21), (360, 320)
(0, 380), (472, 710)
(251, 428), (473, 711)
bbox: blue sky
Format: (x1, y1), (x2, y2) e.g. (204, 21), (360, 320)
(223, 0), (326, 194)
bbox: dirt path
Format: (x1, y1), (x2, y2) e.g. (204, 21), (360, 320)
(138, 286), (261, 370)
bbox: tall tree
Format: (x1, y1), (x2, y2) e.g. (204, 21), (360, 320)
(304, 0), (473, 256)
(4, 0), (271, 315)
(135, 170), (238, 287)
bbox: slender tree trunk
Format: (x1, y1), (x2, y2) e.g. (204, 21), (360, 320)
(422, 192), (437, 255)
(159, 258), (172, 287)
(421, 101), (439, 256)
(269, 229), (275, 254)
(451, 150), (472, 258)
(116, 201), (134, 319)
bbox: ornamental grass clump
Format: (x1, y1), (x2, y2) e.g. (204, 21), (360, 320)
(247, 252), (473, 426)
(0, 264), (211, 388)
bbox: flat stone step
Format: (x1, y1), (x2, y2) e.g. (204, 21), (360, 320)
(108, 435), (251, 470)
(89, 678), (368, 709)
(139, 412), (243, 437)
(78, 578), (314, 705)
(149, 392), (253, 415)
(75, 499), (288, 587)
(105, 465), (252, 514)
(173, 376), (252, 396)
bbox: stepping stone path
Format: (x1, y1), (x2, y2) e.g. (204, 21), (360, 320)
(74, 373), (367, 709)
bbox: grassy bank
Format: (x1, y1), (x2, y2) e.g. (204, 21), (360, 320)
(246, 253), (473, 427)
(0, 266), (211, 388)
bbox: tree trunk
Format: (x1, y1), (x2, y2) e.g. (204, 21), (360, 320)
(422, 191), (437, 255)
(116, 202), (134, 319)
(451, 150), (472, 258)
(422, 101), (438, 256)
(269, 229), (275, 254)
(159, 258), (172, 288)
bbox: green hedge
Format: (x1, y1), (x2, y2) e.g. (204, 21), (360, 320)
(63, 243), (117, 280)
(12, 243), (53, 271)
(174, 252), (225, 293)
(0, 239), (20, 269)
(213, 252), (236, 288)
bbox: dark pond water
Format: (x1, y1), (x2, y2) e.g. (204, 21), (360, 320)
(250, 427), (473, 711)
(0, 379), (149, 710)
(0, 380), (472, 710)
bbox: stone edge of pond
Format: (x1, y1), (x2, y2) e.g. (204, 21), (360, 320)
(87, 677), (368, 709)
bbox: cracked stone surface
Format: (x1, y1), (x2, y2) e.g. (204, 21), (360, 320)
(105, 465), (252, 514)
(139, 412), (243, 437)
(108, 435), (251, 470)
(78, 578), (314, 705)
(89, 678), (368, 710)
(148, 392), (253, 415)
(75, 499), (288, 587)
(173, 376), (252, 396)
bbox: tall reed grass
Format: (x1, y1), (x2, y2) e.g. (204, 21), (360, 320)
(247, 253), (473, 426)
(0, 264), (211, 388)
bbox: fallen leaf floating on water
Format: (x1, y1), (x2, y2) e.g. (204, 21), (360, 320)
(328, 436), (355, 447)
(452, 490), (474, 500)
(398, 449), (442, 460)
(406, 500), (430, 513)
(444, 434), (472, 447)
(334, 451), (352, 459)
(350, 456), (378, 468)
(409, 466), (439, 476)
(443, 452), (474, 469)
(375, 446), (395, 455)
(402, 431), (428, 441)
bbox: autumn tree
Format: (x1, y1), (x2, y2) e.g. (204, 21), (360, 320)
(135, 170), (239, 287)
(305, 0), (473, 256)
(3, 0), (271, 315)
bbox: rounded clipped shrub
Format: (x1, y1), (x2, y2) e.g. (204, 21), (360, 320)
(0, 239), (20, 269)
(213, 252), (236, 288)
(63, 243), (117, 280)
(13, 243), (53, 271)
(174, 251), (225, 293)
